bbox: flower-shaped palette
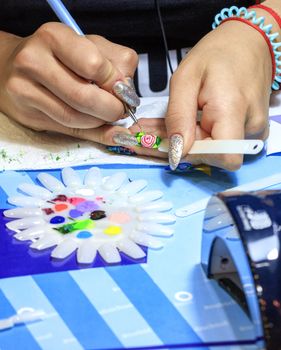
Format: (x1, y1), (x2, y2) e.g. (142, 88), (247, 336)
(4, 167), (175, 265)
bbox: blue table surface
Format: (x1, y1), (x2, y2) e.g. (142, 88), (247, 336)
(0, 151), (280, 350)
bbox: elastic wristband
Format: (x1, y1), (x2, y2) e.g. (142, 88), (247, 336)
(221, 17), (276, 83)
(249, 4), (281, 29)
(212, 6), (281, 91)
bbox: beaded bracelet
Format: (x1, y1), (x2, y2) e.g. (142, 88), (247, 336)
(212, 6), (281, 90)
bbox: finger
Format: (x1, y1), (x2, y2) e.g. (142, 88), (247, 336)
(37, 23), (124, 90)
(245, 103), (269, 140)
(184, 104), (246, 171)
(87, 35), (139, 78)
(8, 75), (108, 128)
(165, 65), (201, 169)
(30, 53), (125, 122)
(34, 84), (106, 129)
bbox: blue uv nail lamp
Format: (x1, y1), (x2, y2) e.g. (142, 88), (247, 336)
(201, 190), (281, 350)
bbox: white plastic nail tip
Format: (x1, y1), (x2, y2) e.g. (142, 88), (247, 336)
(51, 239), (78, 259)
(98, 243), (121, 264)
(130, 231), (163, 249)
(18, 183), (52, 200)
(84, 167), (102, 187)
(136, 201), (173, 213)
(138, 213), (176, 224)
(77, 242), (97, 264)
(118, 179), (147, 196)
(129, 190), (163, 204)
(37, 173), (65, 192)
(136, 223), (174, 237)
(62, 167), (82, 188)
(204, 213), (234, 232)
(103, 172), (127, 191)
(158, 139), (264, 155)
(6, 217), (45, 231)
(117, 238), (146, 259)
(7, 196), (44, 207)
(30, 235), (62, 250)
(3, 207), (42, 218)
(14, 226), (46, 241)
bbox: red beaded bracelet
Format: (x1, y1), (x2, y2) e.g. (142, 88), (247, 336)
(221, 17), (276, 83)
(249, 4), (281, 29)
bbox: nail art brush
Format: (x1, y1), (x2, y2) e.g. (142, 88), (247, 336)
(46, 0), (140, 127)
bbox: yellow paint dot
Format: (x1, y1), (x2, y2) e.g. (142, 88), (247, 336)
(104, 225), (122, 236)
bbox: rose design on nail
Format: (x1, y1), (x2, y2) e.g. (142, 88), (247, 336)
(141, 134), (157, 148)
(135, 132), (161, 149)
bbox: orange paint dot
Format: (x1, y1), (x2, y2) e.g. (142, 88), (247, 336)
(109, 212), (131, 224)
(54, 203), (68, 212)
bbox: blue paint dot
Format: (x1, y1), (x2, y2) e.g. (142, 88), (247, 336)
(76, 231), (93, 239)
(50, 216), (65, 224)
(69, 209), (83, 218)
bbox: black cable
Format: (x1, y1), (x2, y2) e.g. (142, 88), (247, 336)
(154, 0), (174, 75)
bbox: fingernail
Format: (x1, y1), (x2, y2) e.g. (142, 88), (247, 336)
(168, 134), (184, 170)
(106, 146), (137, 156)
(165, 162), (192, 172)
(113, 133), (139, 147)
(113, 81), (140, 108)
(126, 77), (136, 90)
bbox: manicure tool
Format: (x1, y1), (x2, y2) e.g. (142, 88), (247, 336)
(46, 0), (140, 127)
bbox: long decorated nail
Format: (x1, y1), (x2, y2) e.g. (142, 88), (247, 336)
(113, 133), (139, 147)
(168, 134), (184, 171)
(135, 132), (161, 149)
(106, 146), (137, 156)
(113, 81), (140, 108)
(126, 77), (136, 90)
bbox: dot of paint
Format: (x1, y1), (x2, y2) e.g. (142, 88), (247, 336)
(109, 212), (131, 224)
(90, 210), (106, 220)
(54, 203), (68, 212)
(69, 209), (83, 218)
(68, 197), (86, 205)
(55, 219), (95, 234)
(50, 216), (65, 224)
(42, 208), (54, 215)
(76, 200), (99, 213)
(53, 195), (67, 202)
(104, 225), (122, 236)
(76, 231), (93, 239)
(75, 188), (94, 196)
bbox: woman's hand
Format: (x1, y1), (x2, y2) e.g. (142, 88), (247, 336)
(165, 19), (273, 170)
(0, 23), (139, 144)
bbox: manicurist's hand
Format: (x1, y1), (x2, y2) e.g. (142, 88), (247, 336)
(0, 23), (139, 144)
(165, 19), (273, 170)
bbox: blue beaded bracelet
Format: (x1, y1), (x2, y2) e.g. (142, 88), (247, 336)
(212, 6), (281, 90)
